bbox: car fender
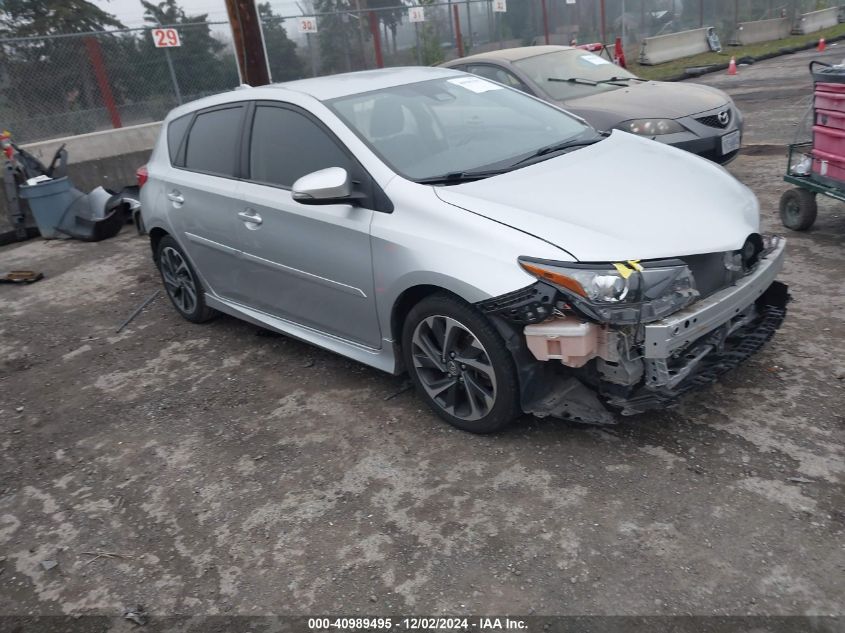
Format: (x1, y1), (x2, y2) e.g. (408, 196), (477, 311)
(372, 181), (572, 341)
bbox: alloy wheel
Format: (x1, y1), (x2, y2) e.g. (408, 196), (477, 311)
(411, 315), (498, 421)
(160, 246), (198, 315)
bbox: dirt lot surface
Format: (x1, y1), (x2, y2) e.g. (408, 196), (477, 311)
(1, 50), (843, 623)
(694, 44), (845, 147)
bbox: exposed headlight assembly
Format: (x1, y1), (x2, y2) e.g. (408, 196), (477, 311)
(617, 118), (684, 136)
(518, 257), (699, 325)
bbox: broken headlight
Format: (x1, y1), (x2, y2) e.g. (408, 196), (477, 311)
(518, 257), (699, 325)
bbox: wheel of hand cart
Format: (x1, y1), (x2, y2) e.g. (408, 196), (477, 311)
(779, 187), (817, 231)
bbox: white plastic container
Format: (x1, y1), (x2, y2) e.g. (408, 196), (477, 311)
(524, 317), (598, 367)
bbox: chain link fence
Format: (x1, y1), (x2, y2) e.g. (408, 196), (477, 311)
(0, 0), (838, 143)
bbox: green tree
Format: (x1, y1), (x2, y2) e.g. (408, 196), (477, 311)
(367, 0), (406, 53)
(139, 0), (238, 98)
(0, 0), (122, 36)
(0, 0), (125, 139)
(313, 0), (358, 74)
(416, 0), (444, 65)
(258, 3), (305, 82)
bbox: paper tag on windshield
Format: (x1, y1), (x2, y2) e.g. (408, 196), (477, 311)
(582, 54), (611, 65)
(447, 76), (503, 93)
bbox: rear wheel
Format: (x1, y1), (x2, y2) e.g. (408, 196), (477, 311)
(401, 293), (520, 434)
(779, 188), (817, 231)
(155, 235), (216, 323)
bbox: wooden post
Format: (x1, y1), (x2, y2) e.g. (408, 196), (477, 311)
(453, 3), (464, 57)
(223, 0), (271, 86)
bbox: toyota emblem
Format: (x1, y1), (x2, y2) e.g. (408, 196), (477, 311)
(717, 110), (730, 126)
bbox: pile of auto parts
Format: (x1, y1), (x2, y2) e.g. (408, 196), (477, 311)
(1, 130), (135, 243)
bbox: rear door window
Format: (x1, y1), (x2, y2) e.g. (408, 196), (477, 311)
(167, 114), (191, 165)
(183, 105), (245, 177)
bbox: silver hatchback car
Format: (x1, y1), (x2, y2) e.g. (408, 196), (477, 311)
(141, 67), (788, 434)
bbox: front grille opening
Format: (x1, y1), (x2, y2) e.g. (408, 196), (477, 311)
(696, 110), (731, 128)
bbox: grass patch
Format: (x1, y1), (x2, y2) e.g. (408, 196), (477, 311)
(628, 22), (845, 80)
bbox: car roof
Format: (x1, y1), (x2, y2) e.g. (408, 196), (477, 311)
(166, 66), (466, 120)
(269, 66), (461, 100)
(445, 45), (574, 64)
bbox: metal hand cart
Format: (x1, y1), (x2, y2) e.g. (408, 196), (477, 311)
(780, 61), (845, 231)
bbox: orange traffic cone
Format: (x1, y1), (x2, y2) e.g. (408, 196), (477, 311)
(818, 37), (826, 51)
(727, 56), (737, 75)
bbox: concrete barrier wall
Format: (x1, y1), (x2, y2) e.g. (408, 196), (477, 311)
(1, 122), (161, 237)
(734, 17), (791, 46)
(794, 6), (842, 35)
(639, 27), (712, 65)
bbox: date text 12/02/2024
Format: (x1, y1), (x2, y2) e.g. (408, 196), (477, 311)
(307, 617), (528, 630)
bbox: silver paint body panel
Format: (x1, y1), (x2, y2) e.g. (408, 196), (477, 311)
(141, 67), (766, 375)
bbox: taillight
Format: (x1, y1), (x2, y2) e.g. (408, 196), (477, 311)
(136, 164), (148, 188)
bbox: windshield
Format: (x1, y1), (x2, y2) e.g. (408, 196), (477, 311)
(514, 49), (639, 101)
(327, 76), (592, 181)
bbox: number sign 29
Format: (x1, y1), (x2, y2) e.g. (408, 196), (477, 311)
(152, 28), (181, 48)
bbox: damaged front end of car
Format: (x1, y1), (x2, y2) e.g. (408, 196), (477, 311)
(477, 234), (789, 425)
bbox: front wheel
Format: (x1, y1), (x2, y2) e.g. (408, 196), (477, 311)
(779, 188), (817, 231)
(401, 293), (521, 434)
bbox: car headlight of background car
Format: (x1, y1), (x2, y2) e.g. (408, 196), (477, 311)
(518, 258), (699, 324)
(617, 119), (685, 136)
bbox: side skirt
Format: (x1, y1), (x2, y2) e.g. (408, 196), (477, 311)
(204, 294), (399, 375)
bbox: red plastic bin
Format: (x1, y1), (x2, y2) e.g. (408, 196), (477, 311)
(816, 108), (845, 131)
(813, 125), (845, 155)
(811, 148), (845, 183)
(815, 90), (845, 113)
(816, 82), (845, 94)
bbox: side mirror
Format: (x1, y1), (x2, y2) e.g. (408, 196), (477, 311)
(291, 167), (363, 205)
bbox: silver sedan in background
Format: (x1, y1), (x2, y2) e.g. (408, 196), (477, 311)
(140, 67), (786, 434)
(442, 45), (743, 164)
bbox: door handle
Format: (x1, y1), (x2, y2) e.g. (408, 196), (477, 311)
(238, 209), (263, 227)
(167, 191), (184, 205)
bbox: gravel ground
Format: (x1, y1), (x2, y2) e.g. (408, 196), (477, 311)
(0, 49), (843, 624)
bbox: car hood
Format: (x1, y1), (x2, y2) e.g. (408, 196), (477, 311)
(560, 80), (729, 124)
(433, 131), (759, 262)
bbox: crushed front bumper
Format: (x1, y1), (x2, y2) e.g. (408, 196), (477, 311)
(607, 279), (788, 415)
(485, 238), (789, 425)
(643, 237), (785, 359)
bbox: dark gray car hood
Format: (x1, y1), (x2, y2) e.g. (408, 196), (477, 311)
(560, 81), (730, 129)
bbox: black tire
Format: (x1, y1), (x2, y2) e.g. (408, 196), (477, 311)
(401, 292), (520, 434)
(155, 235), (217, 323)
(779, 188), (817, 231)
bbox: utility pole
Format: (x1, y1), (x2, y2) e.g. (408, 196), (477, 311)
(224, 0), (271, 85)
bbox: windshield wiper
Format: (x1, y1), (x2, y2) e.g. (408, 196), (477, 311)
(509, 135), (603, 168)
(548, 77), (598, 86)
(595, 76), (645, 84)
(415, 169), (508, 185)
(549, 76), (640, 87)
